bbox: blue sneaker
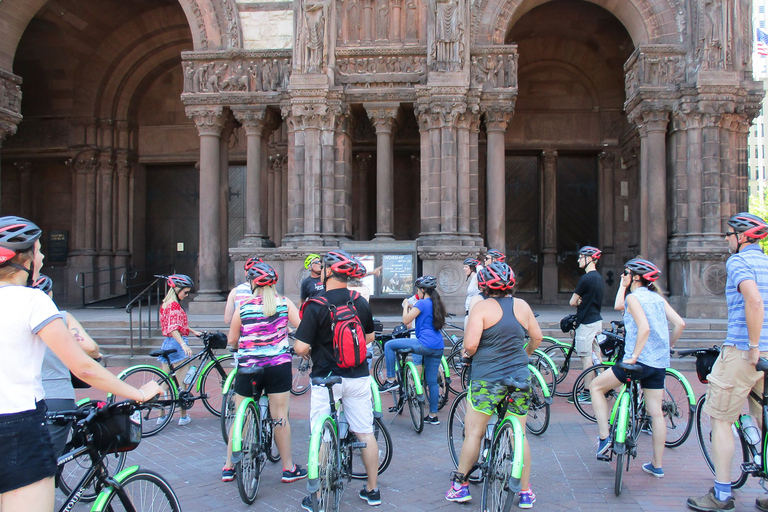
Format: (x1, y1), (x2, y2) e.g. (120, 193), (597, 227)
(642, 462), (664, 478)
(445, 482), (472, 503)
(596, 436), (612, 461)
(518, 489), (536, 509)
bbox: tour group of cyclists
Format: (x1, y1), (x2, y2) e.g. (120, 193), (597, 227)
(2, 211), (768, 512)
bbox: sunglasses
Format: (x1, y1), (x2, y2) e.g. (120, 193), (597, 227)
(724, 231), (737, 238)
(622, 270), (630, 277)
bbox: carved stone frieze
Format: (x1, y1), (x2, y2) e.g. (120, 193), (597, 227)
(336, 56), (427, 86)
(0, 69), (23, 142)
(182, 56), (292, 96)
(417, 247), (483, 260)
(624, 45), (686, 103)
(469, 47), (517, 90)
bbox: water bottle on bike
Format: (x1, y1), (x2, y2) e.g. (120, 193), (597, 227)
(183, 366), (197, 390)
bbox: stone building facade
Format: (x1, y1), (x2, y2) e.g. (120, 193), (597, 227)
(0, 0), (762, 317)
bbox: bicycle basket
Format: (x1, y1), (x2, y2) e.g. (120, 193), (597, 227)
(560, 314), (577, 333)
(696, 351), (719, 384)
(597, 332), (620, 359)
(91, 409), (142, 453)
(206, 331), (228, 350)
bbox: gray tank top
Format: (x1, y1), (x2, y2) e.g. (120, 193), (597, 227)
(42, 311), (75, 401)
(471, 297), (530, 382)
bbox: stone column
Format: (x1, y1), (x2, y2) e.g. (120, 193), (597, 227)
(541, 150), (558, 303)
(186, 106), (226, 301)
(456, 111), (476, 235)
(114, 156), (132, 269)
(598, 152), (616, 251)
(97, 151), (115, 298)
(365, 104), (398, 240)
(68, 151), (99, 304)
(482, 105), (513, 252)
(362, 0), (374, 43)
(356, 153), (373, 240)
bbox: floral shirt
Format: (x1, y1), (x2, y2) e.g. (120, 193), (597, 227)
(160, 301), (189, 336)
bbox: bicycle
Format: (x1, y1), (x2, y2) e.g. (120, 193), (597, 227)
(306, 375), (394, 512)
(111, 330), (235, 436)
(47, 400), (181, 512)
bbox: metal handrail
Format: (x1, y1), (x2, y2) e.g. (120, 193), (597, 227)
(74, 265), (132, 307)
(125, 267), (173, 358)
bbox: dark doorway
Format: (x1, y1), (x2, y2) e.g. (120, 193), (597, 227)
(505, 155), (539, 293)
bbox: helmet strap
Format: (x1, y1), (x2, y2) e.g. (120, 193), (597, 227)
(7, 261), (34, 287)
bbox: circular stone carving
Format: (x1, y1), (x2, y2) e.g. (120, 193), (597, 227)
(437, 266), (463, 294)
(703, 263), (727, 295)
(296, 268), (310, 289)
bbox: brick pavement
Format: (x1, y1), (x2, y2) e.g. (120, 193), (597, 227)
(61, 370), (766, 512)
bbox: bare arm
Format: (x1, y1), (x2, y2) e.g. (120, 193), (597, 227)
(65, 313), (100, 358)
(624, 295), (649, 364)
(463, 303), (486, 357)
(615, 273), (630, 311)
(223, 288), (237, 324)
(740, 280), (765, 365)
(514, 299), (542, 355)
(402, 304), (420, 325)
(228, 311), (242, 350)
(569, 293), (581, 307)
(663, 300), (685, 349)
(294, 339), (312, 357)
(285, 297), (301, 328)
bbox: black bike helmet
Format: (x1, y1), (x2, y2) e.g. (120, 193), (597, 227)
(727, 212), (768, 240)
(322, 250), (358, 277)
(246, 262), (278, 287)
(33, 274), (54, 294)
(244, 256), (263, 271)
(0, 216), (42, 264)
(624, 258), (661, 282)
(463, 258), (480, 271)
(478, 261), (515, 291)
(578, 246), (602, 260)
(415, 275), (438, 290)
(486, 249), (506, 263)
(166, 274), (194, 289)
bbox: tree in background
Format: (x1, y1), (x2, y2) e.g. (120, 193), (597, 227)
(749, 192), (768, 252)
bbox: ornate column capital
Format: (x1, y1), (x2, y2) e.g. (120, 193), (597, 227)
(541, 150), (558, 166)
(415, 99), (468, 129)
(481, 103), (514, 132)
(283, 102), (342, 132)
(598, 151), (617, 169)
(186, 106), (226, 136)
(67, 150), (101, 175)
(231, 105), (277, 136)
(364, 103), (399, 133)
(628, 106), (669, 135)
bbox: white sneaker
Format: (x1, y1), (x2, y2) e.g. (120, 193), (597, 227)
(156, 415), (168, 425)
(178, 416), (192, 426)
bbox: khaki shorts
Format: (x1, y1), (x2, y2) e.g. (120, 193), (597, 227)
(575, 320), (602, 357)
(703, 345), (767, 423)
(310, 376), (374, 435)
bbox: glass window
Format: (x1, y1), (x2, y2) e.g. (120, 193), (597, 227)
(761, 5), (766, 13)
(761, 20), (766, 28)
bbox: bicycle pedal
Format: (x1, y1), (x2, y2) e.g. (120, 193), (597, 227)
(387, 406), (398, 413)
(349, 441), (367, 449)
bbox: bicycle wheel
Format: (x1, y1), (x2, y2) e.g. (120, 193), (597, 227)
(265, 408), (281, 463)
(350, 417), (393, 479)
(372, 354), (387, 388)
(119, 367), (176, 436)
(99, 469), (181, 511)
(201, 354), (234, 416)
(544, 344), (572, 397)
(291, 353), (312, 396)
(572, 363), (617, 423)
(481, 420), (517, 512)
(446, 345), (466, 395)
(236, 401), (263, 504)
(447, 391), (469, 467)
(405, 368), (425, 433)
(660, 369), (694, 448)
(696, 394), (749, 488)
(530, 352), (557, 397)
(460, 363), (470, 391)
(314, 418), (342, 512)
(613, 450), (624, 496)
(526, 375), (551, 436)
(426, 368), (450, 411)
(220, 389), (236, 444)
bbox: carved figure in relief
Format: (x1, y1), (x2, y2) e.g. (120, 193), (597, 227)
(395, 57), (404, 72)
(347, 0), (360, 41)
(505, 54), (516, 87)
(206, 66), (221, 93)
(303, 0), (327, 73)
(248, 61), (262, 91)
(261, 59), (271, 91)
(270, 59), (280, 90)
(405, 0), (418, 41)
(645, 55), (661, 86)
(194, 64), (208, 93)
(377, 0), (389, 40)
(434, 0), (461, 71)
(700, 0), (723, 70)
(282, 60), (292, 88)
(184, 62), (195, 93)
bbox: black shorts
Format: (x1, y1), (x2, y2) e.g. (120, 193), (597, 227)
(611, 362), (666, 390)
(234, 362), (292, 397)
(0, 401), (58, 493)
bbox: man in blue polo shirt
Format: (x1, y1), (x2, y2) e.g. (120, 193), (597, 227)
(688, 213), (768, 512)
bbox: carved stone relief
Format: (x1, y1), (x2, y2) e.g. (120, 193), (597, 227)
(431, 0), (464, 72)
(182, 56), (292, 95)
(296, 0), (330, 74)
(470, 51), (517, 89)
(703, 263), (727, 295)
(624, 46), (686, 100)
(336, 55), (427, 86)
(437, 265), (463, 293)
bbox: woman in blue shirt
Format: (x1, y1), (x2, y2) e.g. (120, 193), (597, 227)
(381, 275), (446, 424)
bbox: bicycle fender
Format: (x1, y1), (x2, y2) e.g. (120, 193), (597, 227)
(440, 356), (450, 377)
(369, 376), (382, 416)
(404, 361), (425, 396)
(90, 465), (140, 512)
(307, 414), (336, 482)
(499, 416), (525, 492)
(615, 392), (630, 445)
(222, 366), (238, 394)
(526, 364), (552, 402)
(665, 367), (696, 405)
(532, 349), (558, 377)
(542, 335), (570, 348)
(196, 353), (233, 392)
(107, 365), (174, 401)
(231, 397), (256, 457)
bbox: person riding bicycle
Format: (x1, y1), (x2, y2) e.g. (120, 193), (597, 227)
(158, 273), (202, 426)
(464, 258), (481, 329)
(445, 261), (542, 508)
(380, 275), (447, 425)
(591, 258), (684, 478)
(224, 256), (263, 324)
(688, 212), (768, 512)
(299, 253), (324, 306)
(0, 216), (160, 512)
(293, 250), (381, 509)
(568, 245), (605, 403)
(222, 261), (306, 484)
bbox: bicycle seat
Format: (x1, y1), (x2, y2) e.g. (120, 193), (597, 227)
(149, 349), (177, 358)
(617, 362), (644, 378)
(312, 375), (343, 387)
(499, 377), (530, 393)
(395, 347), (414, 355)
(239, 366), (265, 378)
(757, 358), (768, 373)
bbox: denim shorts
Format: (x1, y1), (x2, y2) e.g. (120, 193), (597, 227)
(0, 401), (58, 493)
(157, 336), (188, 364)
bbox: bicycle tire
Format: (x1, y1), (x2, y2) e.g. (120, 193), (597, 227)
(572, 363), (616, 423)
(200, 354), (234, 417)
(695, 394), (749, 488)
(447, 391), (469, 468)
(119, 367), (176, 436)
(350, 417), (393, 479)
(482, 420), (516, 512)
(460, 363), (470, 391)
(314, 417), (342, 512)
(405, 368), (425, 433)
(291, 353), (312, 396)
(372, 354), (387, 388)
(236, 401), (262, 504)
(613, 450), (624, 496)
(220, 389), (236, 444)
(99, 469), (181, 511)
(526, 375), (550, 436)
(265, 408), (281, 463)
(446, 345), (465, 395)
(660, 369), (694, 448)
(544, 344), (572, 397)
(530, 351), (557, 397)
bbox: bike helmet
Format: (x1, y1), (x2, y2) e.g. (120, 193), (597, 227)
(350, 258), (367, 279)
(414, 275), (438, 290)
(246, 262), (278, 287)
(304, 253), (322, 269)
(0, 216), (42, 264)
(578, 246), (602, 260)
(463, 258), (481, 271)
(244, 256), (263, 271)
(166, 274), (194, 289)
(485, 249), (505, 263)
(727, 212), (768, 240)
(322, 250), (358, 277)
(33, 274), (54, 294)
(477, 261), (515, 291)
(624, 258), (660, 282)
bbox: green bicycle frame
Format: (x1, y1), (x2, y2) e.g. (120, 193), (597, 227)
(542, 335), (570, 348)
(90, 465), (141, 511)
(222, 366), (238, 394)
(369, 376), (382, 416)
(665, 367), (696, 405)
(107, 365), (177, 401)
(440, 356), (450, 377)
(527, 364), (552, 399)
(496, 416), (526, 493)
(395, 359), (425, 396)
(306, 414), (337, 484)
(613, 391), (631, 450)
(196, 353), (233, 392)
(231, 396), (257, 455)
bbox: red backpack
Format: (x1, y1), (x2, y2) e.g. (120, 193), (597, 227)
(304, 291), (367, 369)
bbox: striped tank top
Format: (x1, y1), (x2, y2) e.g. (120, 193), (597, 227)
(237, 295), (291, 368)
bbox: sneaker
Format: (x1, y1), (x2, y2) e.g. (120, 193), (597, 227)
(282, 464), (308, 483)
(445, 482), (472, 502)
(156, 415), (168, 425)
(424, 415), (440, 425)
(178, 416), (192, 426)
(642, 462), (664, 478)
(221, 467), (235, 482)
(379, 380), (399, 392)
(358, 486), (381, 506)
(566, 391), (591, 404)
(686, 488), (735, 512)
(300, 495), (315, 512)
(518, 489), (536, 509)
(596, 436), (612, 461)
(757, 496), (768, 512)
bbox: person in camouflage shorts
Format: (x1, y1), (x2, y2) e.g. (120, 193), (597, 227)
(467, 380), (531, 416)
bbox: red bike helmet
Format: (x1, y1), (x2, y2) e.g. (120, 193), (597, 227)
(0, 216), (42, 264)
(246, 262), (278, 287)
(578, 246), (602, 260)
(463, 258), (481, 271)
(322, 250), (358, 277)
(244, 256), (263, 271)
(166, 274), (195, 289)
(33, 274), (54, 294)
(478, 261), (515, 291)
(486, 249), (506, 263)
(727, 212), (768, 240)
(350, 258), (367, 279)
(624, 258), (660, 282)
